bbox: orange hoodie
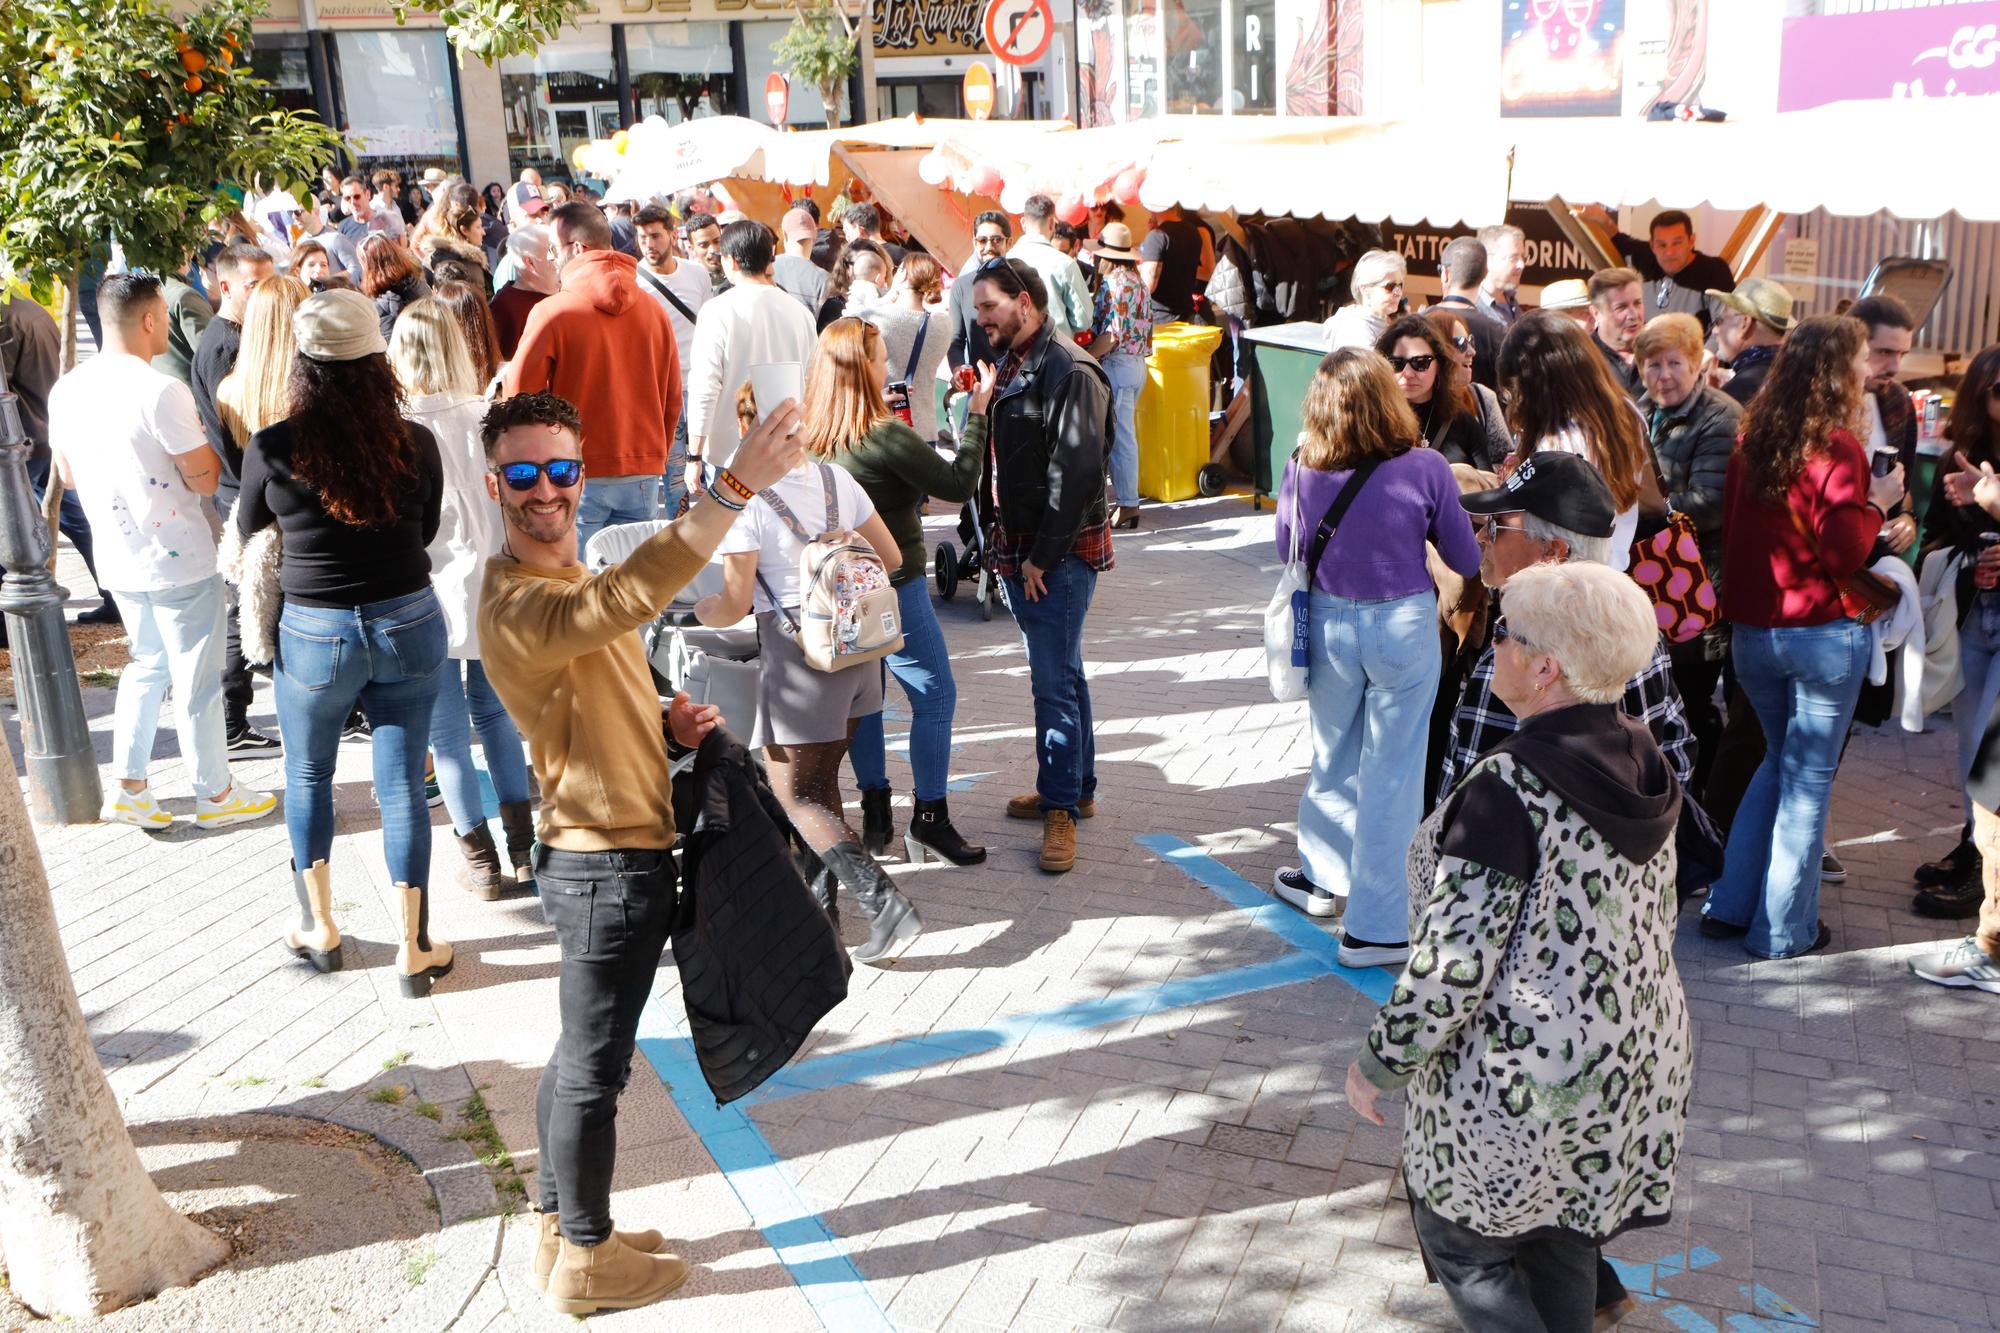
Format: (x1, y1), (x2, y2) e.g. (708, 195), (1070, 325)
(505, 249), (682, 479)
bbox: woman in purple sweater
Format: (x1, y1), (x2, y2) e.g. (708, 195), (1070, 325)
(1273, 348), (1483, 967)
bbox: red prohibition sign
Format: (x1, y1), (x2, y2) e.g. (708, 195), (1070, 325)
(983, 0), (1054, 66)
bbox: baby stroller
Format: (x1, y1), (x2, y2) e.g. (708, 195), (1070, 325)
(930, 392), (999, 621)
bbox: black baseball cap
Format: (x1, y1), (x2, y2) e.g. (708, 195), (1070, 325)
(1459, 451), (1616, 538)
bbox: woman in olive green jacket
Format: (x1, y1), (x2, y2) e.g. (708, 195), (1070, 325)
(811, 317), (992, 865)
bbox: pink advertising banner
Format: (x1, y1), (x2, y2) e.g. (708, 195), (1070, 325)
(1778, 1), (2000, 111)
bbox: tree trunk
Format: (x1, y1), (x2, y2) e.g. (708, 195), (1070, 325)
(0, 764), (229, 1316)
(820, 79), (844, 130)
(59, 268), (79, 373)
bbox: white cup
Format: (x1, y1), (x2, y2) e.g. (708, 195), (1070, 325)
(747, 362), (804, 434)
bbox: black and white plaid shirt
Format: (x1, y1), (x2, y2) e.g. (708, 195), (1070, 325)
(1438, 622), (1696, 801)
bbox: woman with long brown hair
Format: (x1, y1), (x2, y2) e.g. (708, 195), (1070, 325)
(431, 277), (504, 389)
(235, 287), (452, 996)
(1496, 310), (1662, 568)
(1376, 314), (1510, 471)
(358, 234), (432, 339)
(694, 318), (926, 966)
(417, 183), (492, 289)
(1700, 314), (1904, 959)
(1271, 348), (1481, 965)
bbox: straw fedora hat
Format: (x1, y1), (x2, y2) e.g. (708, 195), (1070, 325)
(1095, 222), (1138, 261)
(1708, 276), (1795, 332)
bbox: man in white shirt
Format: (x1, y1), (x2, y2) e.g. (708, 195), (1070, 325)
(683, 220), (818, 497)
(634, 203), (712, 515)
(1009, 195), (1092, 342)
(50, 274), (276, 833)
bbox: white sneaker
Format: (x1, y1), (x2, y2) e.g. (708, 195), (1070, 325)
(1911, 937), (2000, 994)
(104, 787), (172, 830)
(1273, 867), (1340, 917)
(1338, 934), (1411, 969)
(195, 785), (278, 830)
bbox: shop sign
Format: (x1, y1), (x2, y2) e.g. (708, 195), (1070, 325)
(871, 0), (986, 56)
(1384, 202), (1593, 290)
(1499, 0), (1627, 119)
(1784, 238), (1819, 285)
(764, 72), (790, 124)
(962, 61), (995, 118)
(1778, 1), (2000, 111)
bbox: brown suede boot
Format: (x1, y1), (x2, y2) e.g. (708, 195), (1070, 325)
(1007, 792), (1095, 820)
(529, 1211), (669, 1294)
(456, 825), (506, 900)
(498, 800), (537, 885)
(395, 884), (454, 999)
(543, 1231), (689, 1314)
(1040, 809), (1077, 874)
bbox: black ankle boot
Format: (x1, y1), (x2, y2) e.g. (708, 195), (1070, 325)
(820, 843), (921, 966)
(1916, 829), (1980, 886)
(860, 788), (893, 856)
(904, 797), (986, 866)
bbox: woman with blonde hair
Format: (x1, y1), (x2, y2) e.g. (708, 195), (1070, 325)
(386, 299), (532, 899)
(694, 318), (927, 966)
(1496, 311), (1664, 569)
(1272, 348), (1481, 964)
(217, 275), (311, 461)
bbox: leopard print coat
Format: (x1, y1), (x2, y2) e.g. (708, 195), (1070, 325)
(1359, 750), (1693, 1242)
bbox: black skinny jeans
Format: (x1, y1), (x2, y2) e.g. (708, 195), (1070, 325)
(1410, 1198), (1598, 1333)
(533, 846), (676, 1247)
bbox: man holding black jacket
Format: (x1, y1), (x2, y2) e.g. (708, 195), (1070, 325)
(969, 258), (1114, 875)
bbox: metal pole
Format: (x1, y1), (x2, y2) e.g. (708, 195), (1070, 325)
(0, 347), (102, 825)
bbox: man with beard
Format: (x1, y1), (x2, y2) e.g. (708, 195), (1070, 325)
(969, 258), (1114, 875)
(476, 388), (804, 1315)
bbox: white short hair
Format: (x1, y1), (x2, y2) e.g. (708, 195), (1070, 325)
(1521, 514), (1615, 569)
(1350, 248), (1407, 299)
(506, 225), (549, 261)
(1500, 562), (1660, 704)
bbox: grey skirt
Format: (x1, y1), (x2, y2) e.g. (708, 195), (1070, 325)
(750, 609), (885, 748)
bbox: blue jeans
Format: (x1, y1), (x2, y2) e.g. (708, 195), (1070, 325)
(1705, 619), (1868, 958)
(429, 657), (532, 837)
(1101, 352), (1146, 509)
(1001, 556), (1098, 813)
(577, 475), (663, 559)
(275, 589), (447, 886)
(850, 579), (958, 801)
(1956, 594), (2000, 824)
(107, 576), (230, 799)
(665, 390), (690, 517)
(1297, 589), (1439, 946)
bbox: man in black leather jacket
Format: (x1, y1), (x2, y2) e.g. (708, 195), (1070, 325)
(969, 258), (1115, 875)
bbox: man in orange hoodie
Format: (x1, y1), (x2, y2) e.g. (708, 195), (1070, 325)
(506, 201), (682, 553)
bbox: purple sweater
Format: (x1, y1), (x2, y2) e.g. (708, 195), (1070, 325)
(1275, 447), (1482, 599)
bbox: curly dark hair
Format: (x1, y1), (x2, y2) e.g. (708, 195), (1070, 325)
(286, 352), (421, 529)
(481, 391), (584, 461)
(828, 238), (891, 303)
(1738, 314), (1869, 505)
(1375, 313), (1470, 440)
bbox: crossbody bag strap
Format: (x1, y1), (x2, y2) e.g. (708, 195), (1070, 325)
(636, 265), (699, 326)
(903, 314), (929, 384)
(817, 461), (840, 532)
(757, 485), (815, 544)
(1304, 456), (1386, 581)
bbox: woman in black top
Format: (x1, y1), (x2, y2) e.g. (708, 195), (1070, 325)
(1375, 314), (1510, 472)
(236, 287), (453, 997)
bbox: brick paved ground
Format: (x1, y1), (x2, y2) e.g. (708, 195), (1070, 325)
(16, 495), (2000, 1332)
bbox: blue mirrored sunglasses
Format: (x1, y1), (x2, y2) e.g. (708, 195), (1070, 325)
(494, 460), (583, 491)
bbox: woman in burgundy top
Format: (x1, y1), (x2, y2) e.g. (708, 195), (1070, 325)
(1701, 315), (1905, 958)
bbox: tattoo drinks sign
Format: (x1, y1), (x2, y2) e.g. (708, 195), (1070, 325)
(1500, 0), (1627, 118)
(872, 0), (987, 55)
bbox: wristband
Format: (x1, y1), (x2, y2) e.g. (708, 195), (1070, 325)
(716, 468), (756, 502)
(708, 488), (746, 513)
(686, 454), (705, 465)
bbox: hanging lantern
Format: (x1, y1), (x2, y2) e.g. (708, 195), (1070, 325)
(964, 163), (1005, 198)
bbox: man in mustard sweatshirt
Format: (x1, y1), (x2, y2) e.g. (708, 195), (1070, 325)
(477, 389), (802, 1315)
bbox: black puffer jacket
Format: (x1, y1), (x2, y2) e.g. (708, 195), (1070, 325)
(988, 320), (1113, 571)
(1643, 383), (1740, 577)
(373, 273), (432, 339)
(670, 727), (850, 1106)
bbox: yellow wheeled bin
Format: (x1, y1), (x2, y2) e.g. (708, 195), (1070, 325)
(1135, 322), (1223, 502)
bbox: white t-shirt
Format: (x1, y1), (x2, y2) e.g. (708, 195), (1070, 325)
(716, 463), (877, 613)
(1537, 426), (1640, 572)
(636, 258), (712, 372)
(49, 354), (216, 593)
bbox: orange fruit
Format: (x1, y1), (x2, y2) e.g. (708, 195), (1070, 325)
(180, 49), (207, 73)
(183, 74), (202, 92)
(219, 47), (233, 67)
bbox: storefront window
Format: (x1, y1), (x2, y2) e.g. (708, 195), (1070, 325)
(1231, 0), (1275, 113)
(500, 29), (618, 183)
(742, 22), (830, 128)
(629, 22), (736, 124)
(248, 35), (317, 117)
(1126, 0), (1163, 118)
(1164, 0), (1224, 113)
(331, 31), (461, 176)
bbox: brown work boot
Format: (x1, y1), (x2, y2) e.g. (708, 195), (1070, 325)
(529, 1211), (670, 1294)
(543, 1230), (690, 1314)
(1040, 809), (1077, 874)
(1007, 792), (1095, 820)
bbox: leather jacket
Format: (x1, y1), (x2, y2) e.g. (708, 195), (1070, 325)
(988, 321), (1114, 570)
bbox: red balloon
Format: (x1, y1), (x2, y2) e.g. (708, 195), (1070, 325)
(1113, 167), (1145, 205)
(1056, 195), (1090, 227)
(964, 164), (1004, 197)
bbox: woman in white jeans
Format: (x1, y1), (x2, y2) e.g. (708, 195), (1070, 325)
(1088, 223), (1153, 530)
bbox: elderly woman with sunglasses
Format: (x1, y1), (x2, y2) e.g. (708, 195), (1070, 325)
(1375, 314), (1511, 472)
(1324, 250), (1407, 350)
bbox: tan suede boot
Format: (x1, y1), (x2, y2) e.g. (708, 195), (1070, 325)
(529, 1211), (669, 1293)
(284, 860), (342, 972)
(543, 1231), (690, 1314)
(1040, 809), (1077, 874)
(395, 883), (454, 999)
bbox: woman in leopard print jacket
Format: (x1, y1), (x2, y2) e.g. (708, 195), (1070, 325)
(1347, 561), (1693, 1333)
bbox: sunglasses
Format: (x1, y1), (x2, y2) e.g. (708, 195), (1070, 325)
(1492, 619), (1538, 651)
(1387, 354), (1436, 373)
(1479, 514), (1529, 543)
(1449, 335), (1474, 352)
(493, 459), (583, 491)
